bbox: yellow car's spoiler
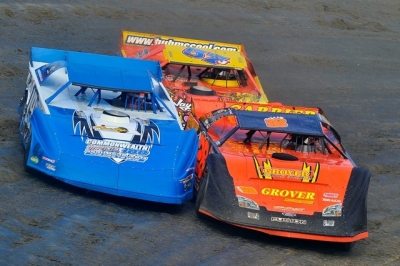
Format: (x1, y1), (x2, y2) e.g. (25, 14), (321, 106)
(120, 30), (249, 68)
(121, 30), (244, 52)
(163, 44), (247, 69)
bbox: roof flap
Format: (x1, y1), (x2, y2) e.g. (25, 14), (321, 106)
(234, 109), (323, 135)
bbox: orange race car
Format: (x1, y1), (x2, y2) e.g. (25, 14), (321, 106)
(120, 30), (269, 127)
(187, 102), (371, 250)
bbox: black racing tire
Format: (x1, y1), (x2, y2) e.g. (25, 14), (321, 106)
(187, 86), (216, 96)
(195, 166), (210, 217)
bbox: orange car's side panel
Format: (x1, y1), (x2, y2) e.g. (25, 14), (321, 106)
(195, 132), (211, 179)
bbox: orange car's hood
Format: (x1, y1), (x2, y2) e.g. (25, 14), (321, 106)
(223, 152), (353, 215)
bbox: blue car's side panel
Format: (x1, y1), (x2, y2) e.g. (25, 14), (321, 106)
(118, 128), (198, 203)
(25, 106), (198, 204)
(25, 109), (60, 174)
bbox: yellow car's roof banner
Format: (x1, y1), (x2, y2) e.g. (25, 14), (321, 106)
(122, 30), (243, 52)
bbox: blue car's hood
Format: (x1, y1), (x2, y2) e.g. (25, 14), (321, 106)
(47, 106), (190, 168)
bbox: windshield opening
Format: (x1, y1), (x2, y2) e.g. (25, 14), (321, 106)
(163, 63), (247, 87)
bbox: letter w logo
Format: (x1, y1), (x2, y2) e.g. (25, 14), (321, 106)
(253, 157), (272, 179)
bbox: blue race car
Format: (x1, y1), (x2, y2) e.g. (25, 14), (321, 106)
(18, 47), (198, 204)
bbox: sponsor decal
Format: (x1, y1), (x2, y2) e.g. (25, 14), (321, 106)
(179, 174), (194, 191)
(93, 125), (129, 133)
(218, 92), (264, 103)
(323, 220), (335, 227)
(323, 192), (339, 198)
(271, 217), (307, 225)
(35, 61), (67, 84)
(284, 198), (314, 204)
(282, 213), (296, 217)
(42, 156), (55, 164)
(229, 104), (317, 115)
(45, 163), (56, 171)
(125, 35), (154, 46)
(84, 139), (151, 163)
(174, 98), (191, 112)
(30, 156), (39, 164)
(168, 91), (192, 128)
(322, 198), (341, 203)
(182, 47), (230, 65)
(236, 186), (258, 194)
(237, 195), (260, 210)
(264, 116), (288, 128)
(124, 34), (239, 51)
(322, 203), (342, 217)
(73, 111), (160, 163)
(253, 157), (320, 183)
(247, 212), (260, 220)
(273, 206), (305, 212)
(261, 187), (315, 205)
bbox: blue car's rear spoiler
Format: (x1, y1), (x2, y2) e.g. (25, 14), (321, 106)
(30, 47), (176, 118)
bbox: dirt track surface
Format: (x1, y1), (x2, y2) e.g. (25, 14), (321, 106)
(0, 1), (399, 265)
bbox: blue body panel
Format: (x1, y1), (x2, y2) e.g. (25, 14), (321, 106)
(20, 47), (198, 204)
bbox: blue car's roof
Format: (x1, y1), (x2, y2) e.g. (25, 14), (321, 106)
(30, 46), (163, 92)
(233, 109), (324, 136)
